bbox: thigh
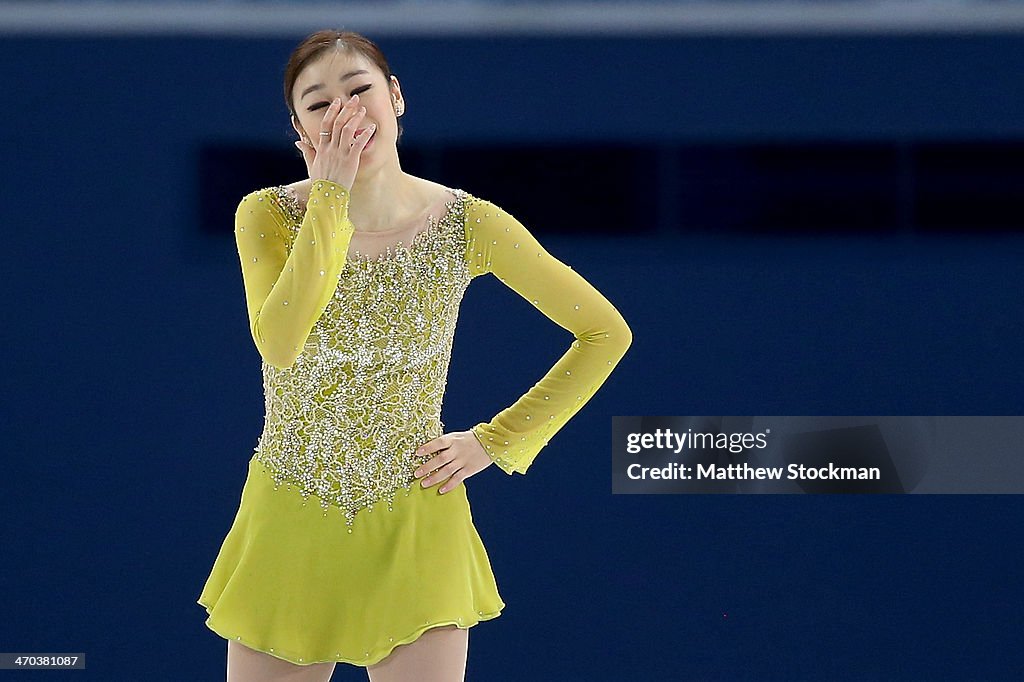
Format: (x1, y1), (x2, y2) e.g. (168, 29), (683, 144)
(227, 640), (336, 682)
(366, 625), (468, 682)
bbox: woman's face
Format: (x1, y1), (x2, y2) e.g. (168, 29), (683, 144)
(290, 49), (400, 166)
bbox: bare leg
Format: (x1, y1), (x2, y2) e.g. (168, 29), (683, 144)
(227, 640), (337, 682)
(365, 625), (468, 682)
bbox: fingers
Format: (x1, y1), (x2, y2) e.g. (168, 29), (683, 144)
(356, 123), (376, 147)
(413, 438), (453, 479)
(419, 459), (464, 493)
(335, 104), (365, 149)
(412, 433), (483, 494)
(415, 435), (443, 461)
(414, 451), (451, 479)
(438, 474), (464, 495)
(317, 94), (360, 151)
(317, 98), (342, 150)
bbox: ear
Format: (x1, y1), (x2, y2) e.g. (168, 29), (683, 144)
(389, 75), (403, 108)
(290, 113), (307, 142)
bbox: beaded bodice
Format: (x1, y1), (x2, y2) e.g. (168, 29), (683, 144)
(252, 185), (473, 527)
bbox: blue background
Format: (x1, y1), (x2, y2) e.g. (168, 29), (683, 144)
(2, 28), (1022, 681)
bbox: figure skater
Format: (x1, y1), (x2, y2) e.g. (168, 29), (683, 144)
(197, 29), (632, 682)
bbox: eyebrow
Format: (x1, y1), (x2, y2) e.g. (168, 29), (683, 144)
(301, 69), (370, 100)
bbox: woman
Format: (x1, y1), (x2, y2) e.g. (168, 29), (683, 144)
(197, 29), (632, 682)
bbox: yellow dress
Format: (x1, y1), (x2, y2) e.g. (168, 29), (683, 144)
(196, 178), (632, 666)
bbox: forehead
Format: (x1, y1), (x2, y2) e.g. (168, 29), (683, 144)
(296, 49), (373, 88)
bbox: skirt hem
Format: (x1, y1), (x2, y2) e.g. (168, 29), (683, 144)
(197, 597), (505, 667)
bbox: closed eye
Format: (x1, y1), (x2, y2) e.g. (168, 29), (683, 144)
(308, 84), (372, 111)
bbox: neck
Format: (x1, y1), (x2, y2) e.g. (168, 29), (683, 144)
(344, 158), (420, 233)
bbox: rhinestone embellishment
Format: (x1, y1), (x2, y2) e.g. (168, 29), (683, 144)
(252, 186), (473, 528)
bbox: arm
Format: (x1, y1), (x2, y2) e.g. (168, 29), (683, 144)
(233, 179), (354, 369)
(464, 194), (633, 475)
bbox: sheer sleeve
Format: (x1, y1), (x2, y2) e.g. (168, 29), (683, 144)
(463, 194), (633, 475)
(233, 179), (355, 369)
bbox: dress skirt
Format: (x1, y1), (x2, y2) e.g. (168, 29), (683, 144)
(197, 456), (506, 667)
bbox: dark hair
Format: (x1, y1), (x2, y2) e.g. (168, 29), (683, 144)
(283, 29), (403, 144)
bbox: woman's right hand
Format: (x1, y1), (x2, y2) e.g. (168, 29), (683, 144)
(294, 93), (375, 192)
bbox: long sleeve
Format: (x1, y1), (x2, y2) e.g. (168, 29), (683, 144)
(464, 195), (632, 475)
(233, 179), (355, 369)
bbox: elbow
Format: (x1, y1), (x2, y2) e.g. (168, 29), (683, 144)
(580, 313), (632, 361)
(259, 340), (300, 370)
(608, 313), (633, 359)
(250, 319), (300, 370)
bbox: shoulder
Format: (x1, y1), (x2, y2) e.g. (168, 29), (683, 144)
(459, 193), (540, 263)
(236, 182), (288, 208)
(235, 181), (301, 215)
(233, 184), (291, 238)
(235, 187), (274, 215)
(462, 192), (521, 231)
(452, 184), (516, 217)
